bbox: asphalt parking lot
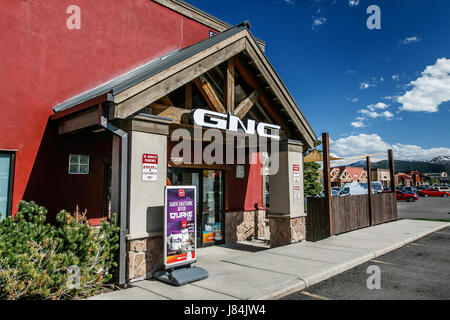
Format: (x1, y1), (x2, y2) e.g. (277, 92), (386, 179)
(282, 226), (450, 300)
(398, 197), (450, 221)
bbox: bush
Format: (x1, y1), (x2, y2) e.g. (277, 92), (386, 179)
(0, 201), (119, 300)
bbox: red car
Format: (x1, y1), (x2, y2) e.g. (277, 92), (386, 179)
(396, 190), (419, 202)
(418, 188), (450, 198)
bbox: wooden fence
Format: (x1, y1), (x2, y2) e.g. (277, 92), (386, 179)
(306, 192), (398, 242)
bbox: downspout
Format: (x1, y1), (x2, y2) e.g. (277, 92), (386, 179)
(99, 104), (128, 286)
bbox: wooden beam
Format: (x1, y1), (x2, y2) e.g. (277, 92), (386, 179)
(113, 37), (246, 119)
(224, 58), (235, 113)
(58, 107), (100, 134)
(366, 156), (373, 226)
(185, 82), (193, 109)
(243, 38), (316, 148)
(254, 101), (273, 124)
(150, 104), (190, 124)
(322, 132), (333, 236)
(113, 31), (247, 105)
(158, 95), (174, 107)
(233, 55), (288, 132)
(233, 89), (262, 119)
(194, 75), (226, 113)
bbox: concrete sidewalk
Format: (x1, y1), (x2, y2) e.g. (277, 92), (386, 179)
(89, 219), (450, 300)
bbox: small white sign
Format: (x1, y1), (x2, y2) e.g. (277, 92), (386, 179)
(293, 185), (302, 203)
(236, 165), (245, 179)
(142, 154), (158, 182)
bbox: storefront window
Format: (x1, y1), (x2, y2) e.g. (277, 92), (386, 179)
(0, 152), (13, 219)
(202, 170), (224, 245)
(167, 168), (224, 247)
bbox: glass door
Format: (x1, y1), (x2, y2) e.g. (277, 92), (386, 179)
(201, 170), (224, 246)
(167, 168), (225, 247)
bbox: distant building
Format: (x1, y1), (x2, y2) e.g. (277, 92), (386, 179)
(371, 168), (391, 187)
(330, 167), (367, 187)
(423, 172), (449, 184)
(409, 170), (424, 186)
(396, 172), (413, 186)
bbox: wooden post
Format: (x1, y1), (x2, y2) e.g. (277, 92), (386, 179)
(322, 132), (333, 236)
(366, 156), (373, 226)
(388, 149), (398, 219)
(224, 58), (235, 113)
(185, 82), (192, 110)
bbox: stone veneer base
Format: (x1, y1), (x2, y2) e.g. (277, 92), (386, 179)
(269, 215), (306, 248)
(127, 235), (163, 281)
(225, 210), (266, 243)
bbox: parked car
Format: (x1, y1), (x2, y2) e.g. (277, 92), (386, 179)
(359, 181), (384, 193)
(404, 186), (418, 193)
(337, 182), (371, 196)
(437, 186), (450, 192)
(319, 189), (338, 197)
(418, 188), (450, 197)
(396, 190), (419, 202)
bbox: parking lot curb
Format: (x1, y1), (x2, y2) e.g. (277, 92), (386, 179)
(261, 221), (450, 300)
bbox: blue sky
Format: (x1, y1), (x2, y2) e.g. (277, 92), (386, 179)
(187, 0), (450, 161)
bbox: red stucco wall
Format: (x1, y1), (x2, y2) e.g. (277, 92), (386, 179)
(0, 0), (217, 214)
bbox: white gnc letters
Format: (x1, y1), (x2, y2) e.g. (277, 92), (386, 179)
(191, 109), (281, 140)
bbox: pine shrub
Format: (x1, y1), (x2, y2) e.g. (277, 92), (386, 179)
(0, 201), (119, 300)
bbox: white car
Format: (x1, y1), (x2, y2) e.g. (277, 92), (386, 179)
(337, 182), (372, 196)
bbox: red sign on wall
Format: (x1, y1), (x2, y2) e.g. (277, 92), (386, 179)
(142, 154), (158, 182)
(292, 164), (301, 182)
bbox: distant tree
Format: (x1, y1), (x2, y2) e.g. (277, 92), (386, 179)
(304, 140), (322, 197)
(429, 177), (439, 185)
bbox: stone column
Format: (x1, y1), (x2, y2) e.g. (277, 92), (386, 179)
(268, 140), (306, 248)
(124, 115), (170, 281)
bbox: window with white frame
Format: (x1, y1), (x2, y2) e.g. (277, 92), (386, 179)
(68, 154), (90, 174)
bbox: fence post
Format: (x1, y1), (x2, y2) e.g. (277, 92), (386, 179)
(388, 149), (398, 220)
(366, 156), (373, 226)
(322, 132), (333, 236)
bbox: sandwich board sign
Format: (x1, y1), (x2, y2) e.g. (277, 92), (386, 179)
(163, 186), (197, 269)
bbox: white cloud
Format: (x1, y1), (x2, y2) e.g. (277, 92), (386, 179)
(346, 97), (359, 103)
(349, 0), (360, 6)
(402, 36), (421, 45)
(351, 119), (367, 128)
(392, 74), (400, 81)
(312, 17), (327, 29)
(331, 134), (450, 162)
(367, 102), (388, 111)
(358, 104), (392, 120)
(360, 81), (373, 89)
(347, 69), (356, 74)
(398, 57), (450, 112)
(381, 111), (394, 119)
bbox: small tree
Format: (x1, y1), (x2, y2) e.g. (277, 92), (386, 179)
(304, 140), (323, 197)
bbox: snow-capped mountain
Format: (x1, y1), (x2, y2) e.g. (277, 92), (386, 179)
(429, 156), (450, 165)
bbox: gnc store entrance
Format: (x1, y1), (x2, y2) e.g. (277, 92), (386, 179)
(167, 168), (224, 247)
(49, 25), (318, 283)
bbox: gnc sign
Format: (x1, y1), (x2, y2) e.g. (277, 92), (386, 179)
(191, 109), (281, 140)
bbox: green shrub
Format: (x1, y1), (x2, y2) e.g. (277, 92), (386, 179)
(0, 201), (119, 300)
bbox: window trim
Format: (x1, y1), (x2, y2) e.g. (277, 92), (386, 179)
(0, 150), (15, 217)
